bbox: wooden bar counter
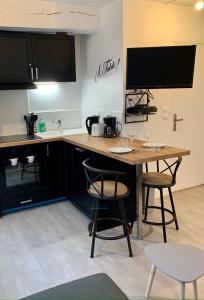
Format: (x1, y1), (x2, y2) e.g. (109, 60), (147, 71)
(63, 134), (190, 165)
(64, 134), (190, 239)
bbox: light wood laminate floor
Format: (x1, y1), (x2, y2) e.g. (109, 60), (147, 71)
(0, 185), (204, 300)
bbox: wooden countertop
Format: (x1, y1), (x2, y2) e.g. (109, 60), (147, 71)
(0, 134), (190, 165)
(63, 134), (190, 165)
(0, 136), (61, 148)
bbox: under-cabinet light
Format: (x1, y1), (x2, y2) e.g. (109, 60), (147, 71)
(35, 82), (58, 93)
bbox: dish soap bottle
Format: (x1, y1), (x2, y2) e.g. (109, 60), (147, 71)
(38, 119), (46, 133)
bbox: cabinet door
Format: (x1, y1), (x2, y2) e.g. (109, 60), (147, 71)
(72, 147), (94, 218)
(0, 33), (31, 83)
(63, 143), (74, 200)
(31, 34), (76, 82)
(46, 142), (65, 198)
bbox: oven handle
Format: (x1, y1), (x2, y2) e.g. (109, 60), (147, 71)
(20, 199), (33, 205)
(46, 144), (50, 157)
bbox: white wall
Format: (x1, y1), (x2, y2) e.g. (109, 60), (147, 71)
(0, 90), (28, 135)
(81, 0), (123, 123)
(123, 0), (204, 190)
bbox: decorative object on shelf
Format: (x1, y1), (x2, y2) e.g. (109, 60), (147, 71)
(95, 58), (120, 82)
(125, 89), (157, 124)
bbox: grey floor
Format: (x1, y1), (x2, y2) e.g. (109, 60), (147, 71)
(1, 185), (204, 299)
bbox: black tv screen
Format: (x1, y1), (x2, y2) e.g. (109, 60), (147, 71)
(126, 45), (196, 89)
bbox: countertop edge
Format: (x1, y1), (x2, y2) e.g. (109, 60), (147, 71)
(0, 134), (191, 166)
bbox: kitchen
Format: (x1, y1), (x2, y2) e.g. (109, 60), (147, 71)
(0, 0), (204, 299)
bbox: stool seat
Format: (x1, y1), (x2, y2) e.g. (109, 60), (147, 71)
(89, 180), (128, 198)
(145, 243), (204, 283)
(143, 172), (173, 187)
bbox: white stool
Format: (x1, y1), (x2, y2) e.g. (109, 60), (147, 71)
(145, 243), (204, 300)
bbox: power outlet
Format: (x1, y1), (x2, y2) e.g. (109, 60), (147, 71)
(162, 106), (169, 120)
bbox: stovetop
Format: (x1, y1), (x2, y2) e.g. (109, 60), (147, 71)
(0, 134), (42, 143)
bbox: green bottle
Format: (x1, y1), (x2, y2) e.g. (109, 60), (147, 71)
(38, 119), (46, 133)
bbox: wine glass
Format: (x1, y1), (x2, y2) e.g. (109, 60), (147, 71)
(127, 129), (136, 150)
(143, 129), (152, 151)
(143, 129), (151, 142)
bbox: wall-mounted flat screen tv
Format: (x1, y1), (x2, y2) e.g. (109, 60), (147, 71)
(126, 45), (196, 90)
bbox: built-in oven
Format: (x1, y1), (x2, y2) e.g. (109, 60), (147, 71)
(0, 144), (48, 211)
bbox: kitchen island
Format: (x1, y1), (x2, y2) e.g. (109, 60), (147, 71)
(0, 133), (190, 239)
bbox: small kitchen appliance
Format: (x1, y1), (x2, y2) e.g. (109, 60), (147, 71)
(85, 115), (100, 135)
(91, 123), (105, 137)
(103, 116), (122, 138)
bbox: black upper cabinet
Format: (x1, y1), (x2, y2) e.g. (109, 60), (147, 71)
(31, 34), (76, 82)
(0, 31), (76, 87)
(0, 33), (31, 83)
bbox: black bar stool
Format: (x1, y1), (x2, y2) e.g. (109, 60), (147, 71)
(83, 158), (133, 258)
(143, 157), (182, 243)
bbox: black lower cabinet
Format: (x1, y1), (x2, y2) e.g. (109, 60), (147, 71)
(0, 142), (66, 214)
(0, 141), (137, 230)
(72, 147), (94, 218)
(0, 144), (49, 213)
(0, 187), (48, 211)
(71, 146), (137, 231)
(46, 141), (66, 199)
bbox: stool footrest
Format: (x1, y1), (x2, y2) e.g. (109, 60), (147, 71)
(88, 217), (130, 241)
(143, 206), (176, 226)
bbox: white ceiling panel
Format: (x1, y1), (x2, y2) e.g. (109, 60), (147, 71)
(41, 0), (114, 7)
(147, 0), (199, 7)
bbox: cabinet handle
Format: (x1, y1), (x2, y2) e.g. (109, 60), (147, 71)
(75, 147), (87, 153)
(35, 68), (39, 80)
(46, 144), (50, 157)
(20, 199), (32, 205)
(30, 67), (34, 81)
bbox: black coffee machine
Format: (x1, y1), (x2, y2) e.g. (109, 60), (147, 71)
(86, 115), (100, 134)
(103, 116), (122, 138)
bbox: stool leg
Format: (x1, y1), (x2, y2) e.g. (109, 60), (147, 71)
(90, 199), (99, 258)
(160, 188), (167, 243)
(89, 199), (98, 236)
(21, 162), (25, 179)
(129, 221), (134, 234)
(119, 200), (133, 257)
(168, 187), (179, 230)
(179, 282), (185, 300)
(142, 186), (146, 215)
(144, 187), (150, 221)
(193, 281), (198, 300)
(145, 264), (156, 299)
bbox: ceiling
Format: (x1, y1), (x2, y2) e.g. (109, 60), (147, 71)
(42, 0), (114, 7)
(41, 0), (202, 8)
(148, 0), (198, 7)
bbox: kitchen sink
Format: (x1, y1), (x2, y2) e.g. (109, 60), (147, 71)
(36, 128), (86, 138)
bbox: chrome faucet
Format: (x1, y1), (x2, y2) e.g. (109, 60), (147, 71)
(52, 118), (63, 133)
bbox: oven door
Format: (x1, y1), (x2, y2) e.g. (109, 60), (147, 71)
(0, 145), (47, 195)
